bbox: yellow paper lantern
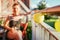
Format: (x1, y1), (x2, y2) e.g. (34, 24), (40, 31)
(33, 13), (44, 23)
(55, 19), (60, 32)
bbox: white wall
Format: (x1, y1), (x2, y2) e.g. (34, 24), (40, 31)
(1, 0), (13, 16)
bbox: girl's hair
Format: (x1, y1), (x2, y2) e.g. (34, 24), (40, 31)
(9, 20), (15, 28)
(12, 3), (19, 8)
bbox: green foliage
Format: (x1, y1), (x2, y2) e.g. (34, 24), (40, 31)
(26, 21), (32, 40)
(0, 20), (3, 25)
(44, 16), (58, 28)
(44, 15), (58, 20)
(37, 0), (46, 10)
(38, 3), (46, 10)
(27, 26), (32, 40)
(44, 15), (51, 20)
(44, 20), (55, 28)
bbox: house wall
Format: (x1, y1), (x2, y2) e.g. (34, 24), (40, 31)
(1, 0), (30, 15)
(1, 0), (14, 15)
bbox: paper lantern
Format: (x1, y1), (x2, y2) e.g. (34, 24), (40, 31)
(33, 13), (44, 23)
(55, 19), (60, 32)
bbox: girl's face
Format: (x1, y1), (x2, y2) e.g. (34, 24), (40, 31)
(13, 5), (20, 15)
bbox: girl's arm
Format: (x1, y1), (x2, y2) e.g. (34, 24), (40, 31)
(23, 23), (28, 31)
(4, 16), (11, 30)
(19, 12), (31, 16)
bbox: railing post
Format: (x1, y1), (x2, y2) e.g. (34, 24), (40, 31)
(38, 24), (42, 40)
(36, 24), (43, 40)
(31, 18), (36, 40)
(31, 12), (36, 40)
(49, 35), (56, 40)
(44, 30), (49, 40)
(41, 25), (44, 40)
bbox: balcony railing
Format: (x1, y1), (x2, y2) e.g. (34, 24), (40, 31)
(32, 19), (60, 40)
